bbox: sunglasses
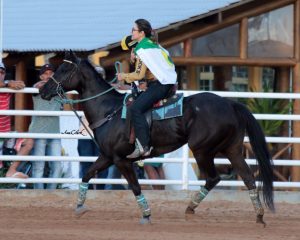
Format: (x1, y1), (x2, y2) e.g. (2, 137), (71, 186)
(132, 28), (140, 32)
(0, 70), (5, 75)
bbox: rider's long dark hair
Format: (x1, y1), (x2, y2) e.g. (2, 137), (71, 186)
(135, 19), (158, 44)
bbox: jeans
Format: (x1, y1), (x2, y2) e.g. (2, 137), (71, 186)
(32, 139), (62, 189)
(105, 165), (126, 190)
(128, 81), (173, 147)
(78, 139), (108, 190)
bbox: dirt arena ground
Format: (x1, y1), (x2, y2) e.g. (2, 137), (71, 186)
(0, 190), (299, 240)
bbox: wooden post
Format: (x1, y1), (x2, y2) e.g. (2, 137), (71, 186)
(213, 66), (232, 90)
(248, 67), (262, 91)
(239, 17), (248, 60)
(184, 39), (192, 58)
(184, 39), (198, 89)
(186, 66), (197, 90)
(277, 67), (292, 179)
(278, 67), (290, 91)
(292, 63), (300, 181)
(291, 0), (300, 182)
(14, 61), (27, 132)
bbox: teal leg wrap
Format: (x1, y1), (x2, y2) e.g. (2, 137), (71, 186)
(188, 186), (209, 210)
(136, 194), (151, 217)
(77, 182), (89, 207)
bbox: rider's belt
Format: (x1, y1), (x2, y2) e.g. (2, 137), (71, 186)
(147, 79), (159, 85)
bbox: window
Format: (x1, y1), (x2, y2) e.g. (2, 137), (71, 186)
(198, 66), (213, 91)
(192, 24), (239, 57)
(232, 66), (248, 91)
(248, 5), (293, 58)
(167, 43), (183, 57)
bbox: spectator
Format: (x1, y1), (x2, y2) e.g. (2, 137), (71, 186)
(28, 64), (62, 189)
(6, 138), (34, 178)
(144, 161), (165, 190)
(0, 62), (28, 178)
(78, 116), (108, 190)
(105, 165), (126, 190)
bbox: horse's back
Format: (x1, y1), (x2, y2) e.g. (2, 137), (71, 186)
(183, 92), (242, 151)
(184, 92), (237, 122)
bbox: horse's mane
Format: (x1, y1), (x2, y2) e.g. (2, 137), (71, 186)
(81, 59), (123, 97)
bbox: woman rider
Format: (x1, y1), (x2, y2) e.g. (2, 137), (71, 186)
(117, 19), (177, 158)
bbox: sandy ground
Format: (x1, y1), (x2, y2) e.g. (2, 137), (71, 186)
(0, 190), (299, 240)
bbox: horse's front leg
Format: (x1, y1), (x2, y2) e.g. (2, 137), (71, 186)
(75, 155), (112, 216)
(115, 159), (151, 224)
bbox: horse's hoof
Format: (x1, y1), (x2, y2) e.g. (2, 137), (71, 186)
(256, 214), (266, 227)
(140, 216), (151, 225)
(74, 205), (89, 218)
(185, 206), (195, 214)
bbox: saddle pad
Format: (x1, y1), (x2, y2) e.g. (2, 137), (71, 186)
(121, 94), (183, 121)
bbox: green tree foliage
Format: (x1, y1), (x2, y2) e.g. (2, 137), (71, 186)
(247, 85), (291, 136)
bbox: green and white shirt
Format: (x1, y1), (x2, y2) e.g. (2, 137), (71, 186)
(134, 37), (177, 85)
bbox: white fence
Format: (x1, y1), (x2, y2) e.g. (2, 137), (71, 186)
(1, 88), (300, 189)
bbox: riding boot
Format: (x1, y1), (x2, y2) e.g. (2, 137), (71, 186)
(127, 139), (152, 158)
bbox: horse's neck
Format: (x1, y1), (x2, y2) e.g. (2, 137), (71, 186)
(80, 86), (123, 125)
(78, 67), (123, 124)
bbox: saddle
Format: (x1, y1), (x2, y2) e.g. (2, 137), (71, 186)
(123, 91), (184, 144)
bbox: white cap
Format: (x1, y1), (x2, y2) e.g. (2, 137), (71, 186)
(0, 62), (5, 70)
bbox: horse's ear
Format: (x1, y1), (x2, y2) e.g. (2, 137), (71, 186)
(70, 49), (77, 58)
(65, 51), (70, 60)
(69, 49), (78, 62)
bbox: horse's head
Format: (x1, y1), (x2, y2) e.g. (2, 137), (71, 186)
(40, 50), (82, 100)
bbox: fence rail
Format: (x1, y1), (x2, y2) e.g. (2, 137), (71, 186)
(1, 89), (300, 189)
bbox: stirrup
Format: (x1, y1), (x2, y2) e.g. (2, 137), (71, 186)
(127, 139), (152, 159)
(142, 146), (153, 157)
(127, 139), (144, 158)
(127, 146), (143, 158)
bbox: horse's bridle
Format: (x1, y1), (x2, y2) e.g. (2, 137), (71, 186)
(49, 59), (102, 148)
(48, 59), (122, 149)
(50, 59), (81, 100)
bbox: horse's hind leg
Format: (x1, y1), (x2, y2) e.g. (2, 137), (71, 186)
(75, 155), (112, 216)
(225, 148), (266, 226)
(186, 152), (220, 214)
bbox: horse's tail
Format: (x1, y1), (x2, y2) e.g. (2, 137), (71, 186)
(232, 101), (275, 212)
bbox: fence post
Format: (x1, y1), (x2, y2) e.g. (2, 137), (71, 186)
(182, 144), (189, 190)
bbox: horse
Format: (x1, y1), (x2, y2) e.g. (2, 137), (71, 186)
(40, 51), (274, 225)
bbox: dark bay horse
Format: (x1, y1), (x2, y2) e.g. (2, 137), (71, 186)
(40, 51), (274, 225)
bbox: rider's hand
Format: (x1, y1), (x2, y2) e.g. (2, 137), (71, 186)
(138, 82), (147, 91)
(7, 80), (25, 90)
(117, 73), (124, 81)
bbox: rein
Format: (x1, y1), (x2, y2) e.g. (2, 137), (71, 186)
(50, 59), (123, 149)
(53, 61), (122, 105)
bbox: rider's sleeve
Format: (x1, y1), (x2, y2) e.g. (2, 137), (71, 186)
(119, 57), (147, 83)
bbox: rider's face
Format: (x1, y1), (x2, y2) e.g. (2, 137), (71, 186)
(131, 23), (145, 42)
